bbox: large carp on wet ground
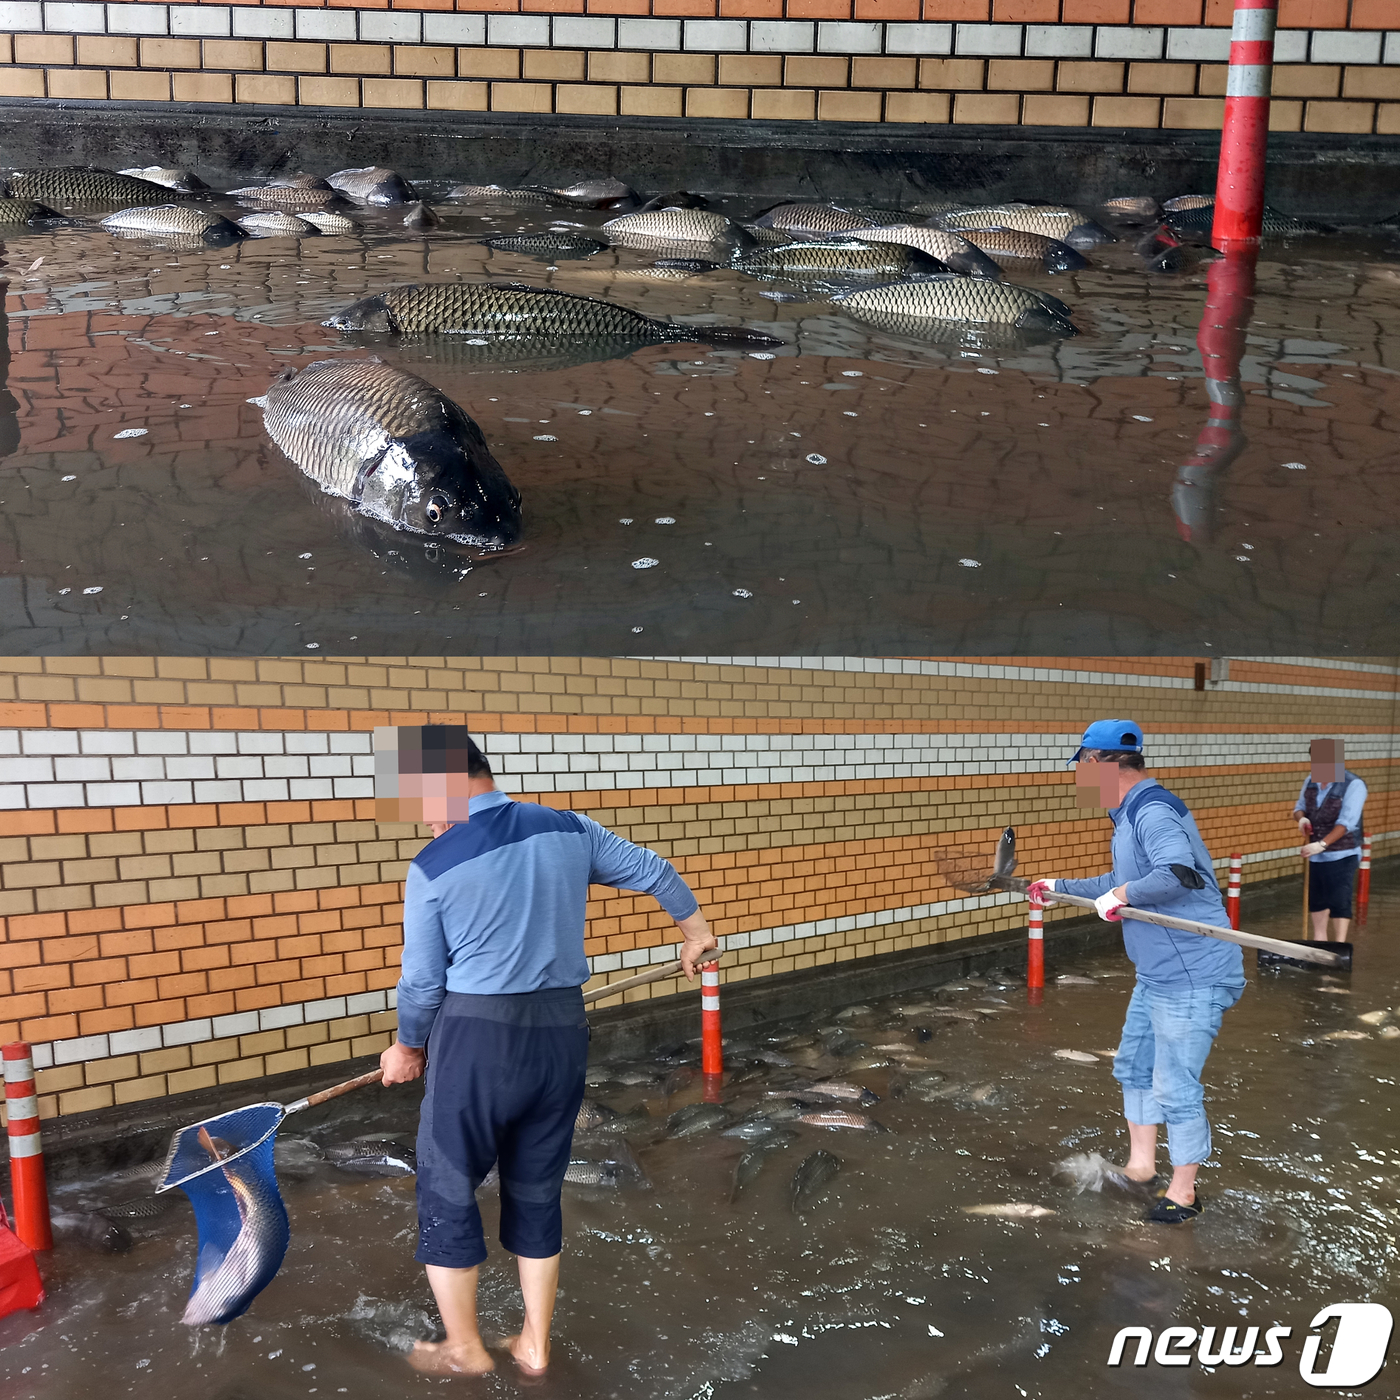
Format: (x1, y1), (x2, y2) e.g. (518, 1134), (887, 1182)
(253, 358), (523, 550)
(938, 204), (1115, 249)
(101, 206), (244, 245)
(0, 198), (61, 225)
(4, 166), (178, 207)
(834, 277), (1077, 339)
(955, 228), (1088, 273)
(842, 224), (1002, 279)
(324, 282), (783, 348)
(732, 239), (949, 279)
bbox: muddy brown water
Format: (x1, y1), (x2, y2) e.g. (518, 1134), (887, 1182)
(3, 871), (1396, 1398)
(1, 194), (1399, 653)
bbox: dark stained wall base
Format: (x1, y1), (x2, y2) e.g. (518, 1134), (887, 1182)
(2, 100), (1399, 219)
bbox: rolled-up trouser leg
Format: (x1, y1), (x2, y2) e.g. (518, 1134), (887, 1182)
(415, 987), (589, 1269)
(1113, 982), (1165, 1131)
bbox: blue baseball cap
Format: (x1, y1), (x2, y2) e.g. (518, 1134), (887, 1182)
(1068, 719), (1144, 767)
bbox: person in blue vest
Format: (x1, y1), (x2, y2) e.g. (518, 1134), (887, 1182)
(379, 731), (717, 1377)
(1293, 739), (1367, 943)
(1028, 719), (1245, 1225)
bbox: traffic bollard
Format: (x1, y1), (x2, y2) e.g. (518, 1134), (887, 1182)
(701, 961), (723, 1099)
(3, 1044), (53, 1252)
(1227, 853), (1242, 930)
(1358, 836), (1371, 924)
(1212, 0), (1277, 249)
(1027, 895), (1044, 1005)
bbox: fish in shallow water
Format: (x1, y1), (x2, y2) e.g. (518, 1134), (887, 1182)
(1164, 193), (1214, 211)
(956, 227), (1087, 273)
(0, 197), (61, 225)
(238, 210), (318, 237)
(266, 171), (333, 190)
(939, 204), (1115, 249)
(1357, 1010), (1391, 1025)
(1056, 974), (1098, 985)
(483, 230), (607, 259)
(603, 207), (750, 251)
(723, 1115), (793, 1142)
(449, 183), (557, 205)
(963, 1203), (1056, 1219)
(564, 1140), (647, 1188)
(101, 205), (244, 245)
(229, 185), (346, 211)
(1321, 1030), (1370, 1041)
(324, 281), (781, 348)
(665, 1102), (733, 1137)
(729, 1134), (795, 1201)
(733, 239), (949, 279)
(790, 1150), (841, 1213)
(834, 277), (1076, 338)
(551, 177), (639, 208)
(52, 1209), (133, 1252)
(1054, 1049), (1099, 1063)
(842, 224), (1001, 278)
(1100, 195), (1161, 222)
(93, 1194), (180, 1221)
(752, 202), (876, 237)
(295, 210), (356, 235)
(797, 1110), (885, 1132)
(402, 201), (439, 229)
(1379, 1025), (1400, 1039)
(328, 166), (417, 205)
(117, 165), (210, 192)
(5, 166), (174, 206)
(254, 357), (522, 550)
(274, 1135), (326, 1179)
(782, 1080), (878, 1106)
(576, 1099), (621, 1132)
(324, 1137), (417, 1176)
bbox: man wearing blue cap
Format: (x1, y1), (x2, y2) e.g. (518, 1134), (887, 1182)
(1027, 720), (1245, 1224)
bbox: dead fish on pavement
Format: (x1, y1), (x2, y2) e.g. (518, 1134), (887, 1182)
(1379, 1026), (1400, 1039)
(835, 277), (1074, 338)
(751, 1049), (794, 1068)
(117, 165), (210, 193)
(1056, 974), (1098, 985)
(483, 230), (607, 259)
(957, 227), (1088, 273)
(238, 210), (318, 237)
(328, 166), (418, 205)
(963, 1203), (1056, 1219)
(733, 239), (949, 279)
(101, 205), (244, 245)
(296, 210), (355, 235)
(52, 1209), (133, 1252)
(1054, 1049), (1100, 1063)
(449, 183), (557, 205)
(252, 357), (522, 550)
(752, 203), (877, 237)
(798, 1111), (885, 1132)
(0, 197), (62, 225)
(564, 1140), (647, 1188)
(790, 1150), (841, 1214)
(929, 1009), (981, 1022)
(1357, 1010), (1391, 1025)
(5, 166), (174, 206)
(402, 201), (439, 229)
(723, 1115), (794, 1142)
(665, 1103), (733, 1137)
(603, 207), (752, 252)
(940, 204), (1115, 249)
(551, 177), (639, 208)
(780, 1080), (878, 1105)
(229, 185), (347, 211)
(324, 281), (782, 348)
(730, 1134), (795, 1201)
(324, 1137), (416, 1177)
(1321, 1030), (1370, 1041)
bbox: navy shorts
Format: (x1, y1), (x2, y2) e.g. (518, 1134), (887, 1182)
(1308, 855), (1358, 918)
(415, 987), (588, 1269)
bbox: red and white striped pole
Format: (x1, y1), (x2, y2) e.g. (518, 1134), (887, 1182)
(1227, 853), (1242, 930)
(1212, 0), (1277, 249)
(1027, 894), (1044, 1004)
(700, 960), (723, 1099)
(3, 1044), (53, 1252)
(1357, 836), (1371, 923)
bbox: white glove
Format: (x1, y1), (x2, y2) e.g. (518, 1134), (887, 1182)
(1301, 841), (1326, 857)
(1026, 879), (1058, 906)
(1094, 890), (1127, 922)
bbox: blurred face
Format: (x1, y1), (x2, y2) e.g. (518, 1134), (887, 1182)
(1310, 739), (1343, 785)
(1075, 758), (1122, 809)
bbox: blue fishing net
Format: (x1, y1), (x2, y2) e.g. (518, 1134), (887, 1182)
(158, 1103), (291, 1326)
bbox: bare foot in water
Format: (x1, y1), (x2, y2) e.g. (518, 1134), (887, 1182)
(408, 1340), (496, 1376)
(504, 1334), (549, 1376)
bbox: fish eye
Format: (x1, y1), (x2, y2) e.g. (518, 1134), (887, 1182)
(424, 494), (453, 525)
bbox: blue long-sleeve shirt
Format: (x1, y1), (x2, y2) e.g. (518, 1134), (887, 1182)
(1294, 776), (1367, 863)
(1058, 778), (1244, 991)
(395, 789), (699, 1046)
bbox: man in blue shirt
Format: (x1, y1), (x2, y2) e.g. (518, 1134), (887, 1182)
(1293, 739), (1367, 943)
(1028, 719), (1245, 1226)
(379, 731), (716, 1378)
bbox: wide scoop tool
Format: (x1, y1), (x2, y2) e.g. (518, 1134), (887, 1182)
(943, 828), (1347, 970)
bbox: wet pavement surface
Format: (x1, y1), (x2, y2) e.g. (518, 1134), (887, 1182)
(3, 870), (1396, 1398)
(2, 190), (1399, 653)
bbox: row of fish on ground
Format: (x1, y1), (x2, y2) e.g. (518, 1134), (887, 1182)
(0, 163), (1340, 560)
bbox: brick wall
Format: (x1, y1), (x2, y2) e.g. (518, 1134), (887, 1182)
(0, 2), (1397, 134)
(0, 654), (1396, 1120)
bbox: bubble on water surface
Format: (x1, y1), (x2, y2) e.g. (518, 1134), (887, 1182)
(806, 454), (826, 465)
(732, 588), (753, 598)
(1284, 461), (1308, 469)
(113, 428), (146, 439)
(655, 517), (676, 524)
(632, 558), (659, 569)
(82, 586), (102, 594)
(1132, 415), (1153, 422)
(958, 559), (981, 568)
(534, 435), (557, 442)
(61, 475), (76, 481)
(749, 352), (775, 360)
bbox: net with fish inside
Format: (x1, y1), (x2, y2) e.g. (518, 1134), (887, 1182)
(157, 1102), (291, 1326)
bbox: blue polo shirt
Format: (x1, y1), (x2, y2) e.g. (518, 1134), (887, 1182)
(395, 790), (699, 1046)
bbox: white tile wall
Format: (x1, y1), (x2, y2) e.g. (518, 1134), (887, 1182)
(683, 19), (748, 52)
(884, 23), (953, 56)
(816, 21), (883, 54)
(486, 14), (549, 47)
(1095, 26), (1164, 60)
(955, 22), (1023, 56)
(750, 20), (815, 53)
(359, 11), (420, 44)
(553, 16), (615, 49)
(1166, 26), (1232, 61)
(293, 9), (355, 41)
(1311, 29), (1383, 64)
(231, 6), (290, 39)
(423, 13), (485, 46)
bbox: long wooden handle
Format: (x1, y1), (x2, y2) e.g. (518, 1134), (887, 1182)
(582, 951), (721, 1005)
(997, 878), (1345, 968)
(284, 1067), (384, 1114)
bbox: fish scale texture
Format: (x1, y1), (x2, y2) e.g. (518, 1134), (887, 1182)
(837, 277), (1047, 324)
(604, 209), (733, 242)
(735, 241), (941, 277)
(230, 187), (344, 210)
(6, 167), (171, 205)
(375, 284), (667, 339)
(101, 205), (235, 239)
(757, 204), (872, 235)
(942, 206), (1093, 240)
(0, 199), (54, 225)
(958, 229), (1067, 259)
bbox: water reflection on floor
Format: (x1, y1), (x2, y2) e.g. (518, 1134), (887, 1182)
(1, 196), (1398, 652)
(3, 874), (1396, 1398)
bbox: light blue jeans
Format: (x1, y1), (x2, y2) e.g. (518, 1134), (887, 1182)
(1113, 981), (1244, 1167)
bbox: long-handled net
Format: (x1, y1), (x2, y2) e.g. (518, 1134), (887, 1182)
(160, 950), (722, 1326)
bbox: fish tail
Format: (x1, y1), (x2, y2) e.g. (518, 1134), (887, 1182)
(683, 325), (785, 348)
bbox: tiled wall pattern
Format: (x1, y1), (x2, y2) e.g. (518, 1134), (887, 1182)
(0, 1), (1396, 133)
(0, 654), (1396, 1122)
